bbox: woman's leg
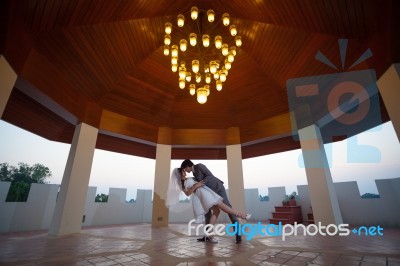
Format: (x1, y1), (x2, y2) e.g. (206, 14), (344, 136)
(209, 205), (220, 226)
(207, 206), (220, 241)
(216, 201), (247, 219)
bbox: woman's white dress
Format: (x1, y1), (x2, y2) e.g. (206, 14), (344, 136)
(184, 177), (223, 222)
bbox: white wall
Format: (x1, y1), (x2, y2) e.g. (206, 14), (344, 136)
(0, 177), (399, 232)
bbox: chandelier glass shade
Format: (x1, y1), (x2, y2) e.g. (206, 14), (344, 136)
(163, 6), (242, 104)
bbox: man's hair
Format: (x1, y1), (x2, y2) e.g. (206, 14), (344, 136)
(181, 159), (194, 168)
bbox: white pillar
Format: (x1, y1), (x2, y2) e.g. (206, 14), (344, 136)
(226, 144), (246, 213)
(226, 127), (246, 213)
(377, 63), (400, 142)
(151, 143), (171, 227)
(49, 122), (98, 236)
(0, 55), (17, 117)
(298, 124), (343, 225)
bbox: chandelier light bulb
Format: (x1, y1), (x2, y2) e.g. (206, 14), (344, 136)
(215, 36), (222, 49)
(205, 73), (211, 84)
(207, 10), (215, 22)
(179, 66), (186, 79)
(180, 39), (187, 52)
(165, 22), (172, 34)
(189, 84), (196, 95)
(228, 51), (235, 62)
(224, 59), (231, 70)
(171, 56), (178, 65)
(189, 33), (197, 46)
(192, 60), (200, 73)
(185, 72), (191, 82)
(202, 34), (210, 47)
(177, 14), (185, 27)
(163, 45), (169, 56)
(197, 88), (208, 104)
(164, 34), (171, 45)
(235, 35), (242, 47)
(171, 45), (178, 57)
(191, 6), (198, 20)
(214, 72), (219, 79)
(216, 80), (223, 91)
(230, 46), (237, 56)
(222, 13), (230, 26)
(171, 64), (178, 72)
(209, 61), (217, 74)
(220, 70), (227, 82)
(222, 44), (229, 56)
(179, 78), (185, 89)
(230, 25), (237, 36)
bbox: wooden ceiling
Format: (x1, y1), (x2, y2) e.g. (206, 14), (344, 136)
(1, 0), (397, 159)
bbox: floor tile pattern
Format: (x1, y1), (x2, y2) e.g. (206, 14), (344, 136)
(0, 224), (399, 265)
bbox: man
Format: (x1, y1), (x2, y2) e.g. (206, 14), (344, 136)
(181, 159), (242, 244)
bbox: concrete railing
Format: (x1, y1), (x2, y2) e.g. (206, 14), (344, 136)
(0, 177), (399, 232)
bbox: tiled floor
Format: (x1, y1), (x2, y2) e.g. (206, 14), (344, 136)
(0, 223), (399, 265)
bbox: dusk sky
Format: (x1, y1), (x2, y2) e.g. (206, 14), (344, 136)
(1, 120), (399, 200)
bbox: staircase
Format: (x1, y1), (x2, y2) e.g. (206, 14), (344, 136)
(269, 205), (303, 225)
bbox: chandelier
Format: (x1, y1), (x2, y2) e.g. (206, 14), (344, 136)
(163, 6), (242, 104)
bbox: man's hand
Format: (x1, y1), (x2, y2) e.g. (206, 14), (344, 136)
(194, 180), (205, 191)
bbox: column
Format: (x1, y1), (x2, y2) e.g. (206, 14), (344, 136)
(226, 127), (246, 213)
(0, 55), (17, 117)
(152, 127), (172, 227)
(49, 122), (98, 236)
(298, 124), (343, 225)
(377, 63), (400, 141)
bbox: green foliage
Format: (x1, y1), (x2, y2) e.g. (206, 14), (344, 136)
(95, 193), (109, 202)
(0, 162), (52, 202)
(283, 191), (297, 204)
(259, 195), (269, 201)
(361, 193), (380, 199)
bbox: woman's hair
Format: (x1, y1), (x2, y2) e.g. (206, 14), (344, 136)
(177, 167), (185, 190)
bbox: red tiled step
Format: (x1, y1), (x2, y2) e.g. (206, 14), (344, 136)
(269, 218), (291, 225)
(272, 212), (292, 219)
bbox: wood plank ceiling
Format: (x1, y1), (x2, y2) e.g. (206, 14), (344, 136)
(1, 0), (397, 159)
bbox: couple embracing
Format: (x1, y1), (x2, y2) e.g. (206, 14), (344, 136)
(167, 159), (250, 244)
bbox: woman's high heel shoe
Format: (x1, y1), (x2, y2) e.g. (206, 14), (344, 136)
(236, 212), (251, 224)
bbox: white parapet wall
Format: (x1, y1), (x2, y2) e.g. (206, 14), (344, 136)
(0, 177), (399, 233)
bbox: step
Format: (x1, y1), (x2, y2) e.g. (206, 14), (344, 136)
(308, 219), (315, 224)
(272, 212), (292, 219)
(275, 206), (301, 212)
(269, 218), (291, 225)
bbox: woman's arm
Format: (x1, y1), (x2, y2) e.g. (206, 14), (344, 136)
(183, 180), (205, 196)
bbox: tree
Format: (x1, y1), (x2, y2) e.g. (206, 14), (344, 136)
(0, 162), (52, 202)
(361, 193), (380, 199)
(95, 193), (109, 202)
(259, 195), (269, 201)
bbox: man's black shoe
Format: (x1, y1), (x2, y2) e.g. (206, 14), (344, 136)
(197, 236), (210, 242)
(236, 235), (242, 244)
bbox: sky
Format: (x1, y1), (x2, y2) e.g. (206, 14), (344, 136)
(0, 120), (399, 201)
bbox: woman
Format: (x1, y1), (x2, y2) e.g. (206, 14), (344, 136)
(167, 168), (250, 243)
